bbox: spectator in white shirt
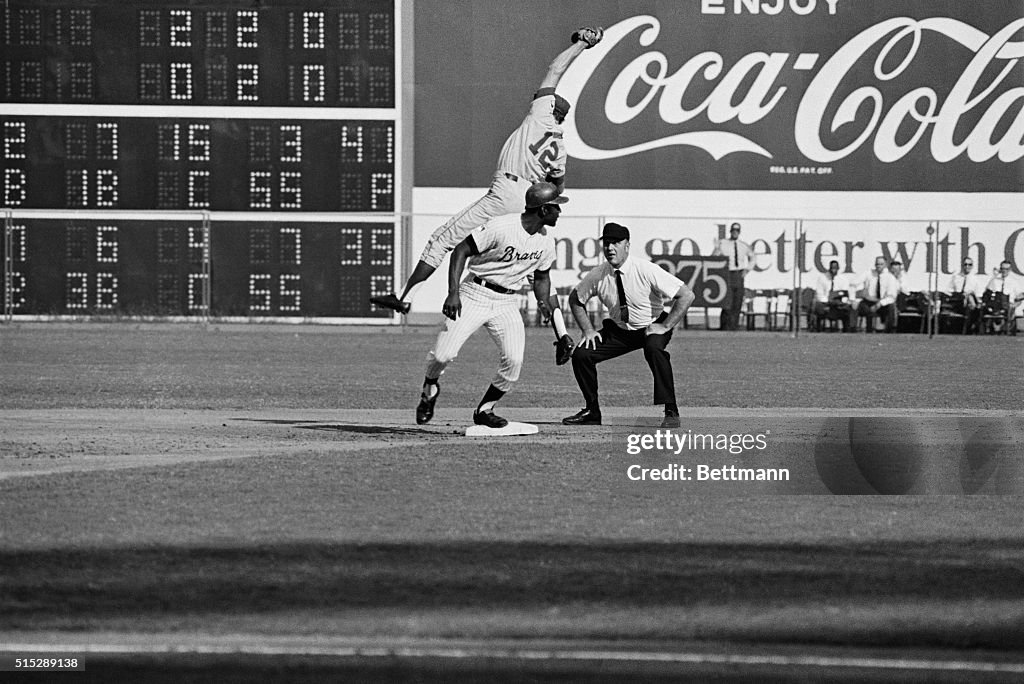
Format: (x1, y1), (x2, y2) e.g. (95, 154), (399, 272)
(946, 257), (985, 333)
(711, 222), (755, 331)
(854, 256), (899, 332)
(981, 261), (1024, 333)
(889, 260), (912, 295)
(812, 260), (852, 332)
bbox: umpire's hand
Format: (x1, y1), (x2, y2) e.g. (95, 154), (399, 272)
(580, 329), (603, 350)
(442, 292), (462, 320)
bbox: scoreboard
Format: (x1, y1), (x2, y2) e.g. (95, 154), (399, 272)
(2, 0), (403, 321)
(5, 118), (395, 212)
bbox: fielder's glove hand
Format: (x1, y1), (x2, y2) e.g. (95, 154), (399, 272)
(571, 27), (604, 49)
(554, 334), (576, 366)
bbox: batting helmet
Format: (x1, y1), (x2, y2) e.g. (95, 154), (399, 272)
(525, 182), (569, 209)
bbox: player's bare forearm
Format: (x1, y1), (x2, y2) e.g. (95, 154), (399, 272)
(447, 241), (472, 294)
(532, 269), (553, 319)
(538, 42), (587, 90)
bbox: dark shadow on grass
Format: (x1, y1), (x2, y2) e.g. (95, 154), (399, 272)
(234, 418), (438, 436)
(3, 540), (1024, 649)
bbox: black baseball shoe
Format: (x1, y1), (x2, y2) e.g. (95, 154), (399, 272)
(371, 292), (411, 315)
(416, 385), (440, 425)
(473, 409), (508, 429)
(562, 408), (602, 425)
(661, 406), (681, 429)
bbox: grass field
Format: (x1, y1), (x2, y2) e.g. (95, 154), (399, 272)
(1, 323), (1022, 681)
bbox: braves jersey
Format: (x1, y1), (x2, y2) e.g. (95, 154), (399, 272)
(465, 214), (556, 291)
(495, 89), (567, 184)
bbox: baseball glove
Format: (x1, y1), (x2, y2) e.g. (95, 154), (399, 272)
(571, 27), (604, 49)
(554, 334), (576, 366)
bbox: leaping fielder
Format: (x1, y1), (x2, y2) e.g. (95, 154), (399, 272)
(415, 182), (572, 429)
(371, 27), (604, 315)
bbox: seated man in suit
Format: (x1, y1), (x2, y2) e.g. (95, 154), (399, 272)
(981, 261), (1024, 333)
(853, 256), (899, 332)
(889, 260), (927, 332)
(945, 257), (986, 333)
(812, 260), (852, 331)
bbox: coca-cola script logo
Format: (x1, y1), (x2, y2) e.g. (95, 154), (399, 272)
(559, 15), (1024, 163)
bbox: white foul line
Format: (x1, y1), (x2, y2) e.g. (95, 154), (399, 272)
(4, 643), (1024, 675)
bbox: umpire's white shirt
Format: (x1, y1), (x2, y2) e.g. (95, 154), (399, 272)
(575, 255), (685, 331)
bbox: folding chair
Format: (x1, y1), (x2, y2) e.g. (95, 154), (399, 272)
(742, 288), (775, 330)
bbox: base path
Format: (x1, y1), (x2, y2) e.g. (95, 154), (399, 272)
(1, 407), (1021, 494)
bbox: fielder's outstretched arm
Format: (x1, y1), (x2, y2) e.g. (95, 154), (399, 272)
(538, 42), (587, 91)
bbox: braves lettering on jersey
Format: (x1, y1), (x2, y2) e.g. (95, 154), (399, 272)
(497, 89), (567, 184)
(466, 215), (557, 291)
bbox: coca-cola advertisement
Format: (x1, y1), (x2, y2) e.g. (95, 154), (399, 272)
(414, 0), (1024, 192)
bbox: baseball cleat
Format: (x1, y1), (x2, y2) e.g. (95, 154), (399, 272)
(562, 408), (601, 425)
(371, 292), (411, 315)
(416, 385), (439, 424)
(473, 409), (508, 429)
(661, 407), (681, 429)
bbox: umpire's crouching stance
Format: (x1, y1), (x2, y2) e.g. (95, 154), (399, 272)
(562, 223), (695, 428)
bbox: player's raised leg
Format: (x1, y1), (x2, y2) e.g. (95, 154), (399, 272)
(371, 176), (522, 314)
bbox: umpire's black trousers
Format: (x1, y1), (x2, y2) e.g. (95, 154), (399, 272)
(570, 317), (676, 411)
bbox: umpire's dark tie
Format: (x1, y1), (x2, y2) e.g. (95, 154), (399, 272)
(615, 269), (629, 324)
(733, 240), (739, 269)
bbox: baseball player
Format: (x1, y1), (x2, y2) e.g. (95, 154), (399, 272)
(371, 26), (604, 315)
(415, 182), (569, 428)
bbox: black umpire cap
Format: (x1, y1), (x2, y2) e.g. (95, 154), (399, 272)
(601, 222), (630, 242)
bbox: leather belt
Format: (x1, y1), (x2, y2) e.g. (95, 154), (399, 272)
(471, 275), (517, 295)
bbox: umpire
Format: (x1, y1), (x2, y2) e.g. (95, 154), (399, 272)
(562, 223), (695, 428)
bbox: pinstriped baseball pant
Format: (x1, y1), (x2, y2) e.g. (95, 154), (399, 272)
(419, 172), (530, 268)
(425, 281), (525, 392)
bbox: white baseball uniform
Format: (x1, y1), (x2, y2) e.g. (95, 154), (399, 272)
(425, 214), (557, 391)
(419, 90), (567, 268)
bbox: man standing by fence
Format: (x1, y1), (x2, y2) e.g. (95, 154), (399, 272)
(712, 222), (754, 331)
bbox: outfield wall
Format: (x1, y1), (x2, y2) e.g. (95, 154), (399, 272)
(408, 189), (1024, 316)
(407, 1), (1023, 316)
